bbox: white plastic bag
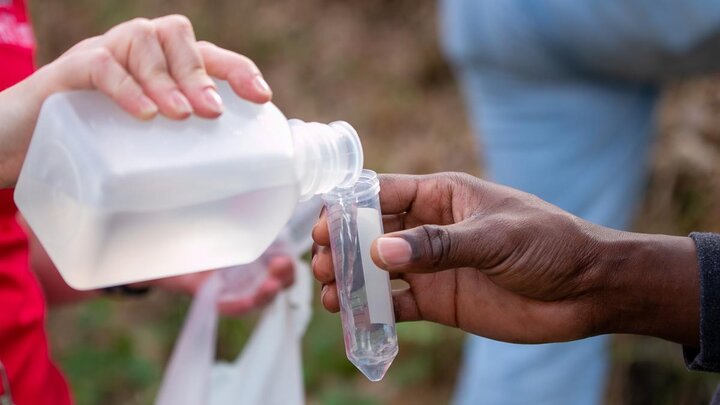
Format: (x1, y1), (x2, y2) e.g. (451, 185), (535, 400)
(155, 198), (321, 405)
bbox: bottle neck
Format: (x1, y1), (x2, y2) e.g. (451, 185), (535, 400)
(289, 119), (364, 200)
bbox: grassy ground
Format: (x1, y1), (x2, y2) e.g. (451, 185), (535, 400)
(29, 1), (720, 404)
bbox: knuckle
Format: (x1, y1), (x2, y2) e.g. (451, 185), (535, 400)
(129, 17), (154, 33)
(455, 173), (483, 192)
(88, 48), (114, 69)
(123, 18), (155, 41)
(493, 194), (526, 211)
(129, 17), (151, 25)
(319, 255), (334, 276)
(196, 40), (215, 51)
(421, 172), (467, 222)
(314, 266), (333, 283)
(443, 171), (474, 185)
(430, 171), (475, 192)
(419, 224), (452, 267)
(163, 14), (193, 31)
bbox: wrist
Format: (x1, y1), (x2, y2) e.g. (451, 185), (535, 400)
(590, 230), (700, 346)
(0, 68), (57, 187)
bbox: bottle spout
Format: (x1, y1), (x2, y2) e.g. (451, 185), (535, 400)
(289, 119), (364, 200)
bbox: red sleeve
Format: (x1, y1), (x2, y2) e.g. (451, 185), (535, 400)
(0, 0), (35, 89)
(0, 1), (73, 404)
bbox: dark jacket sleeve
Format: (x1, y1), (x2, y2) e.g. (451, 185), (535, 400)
(684, 232), (720, 371)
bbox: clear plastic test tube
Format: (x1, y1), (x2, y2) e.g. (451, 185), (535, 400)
(322, 169), (398, 381)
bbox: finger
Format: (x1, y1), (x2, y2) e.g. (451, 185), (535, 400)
(217, 269), (282, 316)
(153, 15), (223, 118)
(268, 256), (294, 288)
(312, 246), (335, 284)
(197, 41), (272, 104)
(253, 277), (282, 307)
(382, 213), (406, 234)
(370, 220), (482, 273)
(217, 297), (255, 317)
(383, 213), (438, 236)
(377, 174), (421, 214)
(62, 36), (102, 53)
(392, 289), (422, 322)
(311, 214), (331, 247)
(379, 173), (470, 226)
(104, 18), (193, 119)
(312, 241), (403, 282)
(55, 48), (158, 119)
(320, 282), (340, 313)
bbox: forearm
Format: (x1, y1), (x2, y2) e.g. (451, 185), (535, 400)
(591, 230), (700, 347)
(31, 255), (100, 306)
(0, 67), (57, 188)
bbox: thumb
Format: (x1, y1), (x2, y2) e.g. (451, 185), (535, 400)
(370, 221), (481, 273)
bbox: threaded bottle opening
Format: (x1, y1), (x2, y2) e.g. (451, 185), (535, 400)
(290, 119), (364, 200)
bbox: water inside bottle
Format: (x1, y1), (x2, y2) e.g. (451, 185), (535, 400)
(21, 175), (297, 289)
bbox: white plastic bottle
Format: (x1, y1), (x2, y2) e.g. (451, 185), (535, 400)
(14, 81), (363, 290)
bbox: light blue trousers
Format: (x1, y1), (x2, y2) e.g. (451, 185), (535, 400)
(439, 0), (720, 404)
(452, 68), (656, 405)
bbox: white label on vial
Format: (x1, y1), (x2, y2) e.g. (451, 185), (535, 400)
(356, 207), (394, 325)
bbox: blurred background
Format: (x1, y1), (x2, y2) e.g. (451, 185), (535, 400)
(29, 0), (720, 404)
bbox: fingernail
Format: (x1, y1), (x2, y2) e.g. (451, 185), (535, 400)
(376, 237), (412, 266)
(203, 87), (224, 114)
(253, 74), (272, 96)
(137, 94), (158, 118)
(320, 284), (328, 302)
(170, 90), (193, 116)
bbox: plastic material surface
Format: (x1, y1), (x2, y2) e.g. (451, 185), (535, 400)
(322, 170), (398, 381)
(14, 81), (362, 289)
(155, 197), (320, 405)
